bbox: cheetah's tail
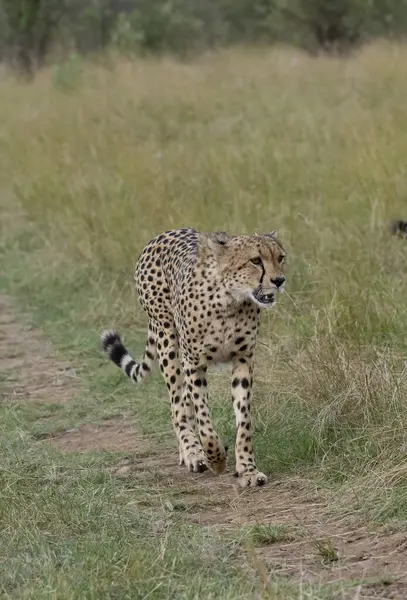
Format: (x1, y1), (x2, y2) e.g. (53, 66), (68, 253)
(101, 330), (155, 384)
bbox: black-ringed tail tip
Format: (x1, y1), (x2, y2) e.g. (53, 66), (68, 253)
(101, 330), (123, 362)
(101, 329), (131, 369)
(101, 329), (155, 384)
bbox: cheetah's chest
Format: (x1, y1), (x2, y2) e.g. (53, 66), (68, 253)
(203, 312), (252, 364)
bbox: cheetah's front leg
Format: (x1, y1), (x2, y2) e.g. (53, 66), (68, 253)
(182, 361), (227, 474)
(231, 356), (267, 487)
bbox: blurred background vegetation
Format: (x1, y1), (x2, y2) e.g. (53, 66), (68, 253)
(2, 0), (407, 78)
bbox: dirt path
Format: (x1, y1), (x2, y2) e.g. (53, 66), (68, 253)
(1, 293), (406, 599)
(0, 295), (81, 403)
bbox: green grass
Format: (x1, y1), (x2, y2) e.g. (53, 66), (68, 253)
(246, 524), (293, 546)
(2, 40), (407, 597)
(0, 431), (248, 599)
(313, 539), (340, 565)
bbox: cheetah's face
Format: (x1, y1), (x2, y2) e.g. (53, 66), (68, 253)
(203, 231), (286, 309)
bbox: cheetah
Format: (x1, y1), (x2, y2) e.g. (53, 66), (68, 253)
(101, 228), (286, 487)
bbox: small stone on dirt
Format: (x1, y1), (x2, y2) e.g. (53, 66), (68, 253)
(114, 465), (132, 477)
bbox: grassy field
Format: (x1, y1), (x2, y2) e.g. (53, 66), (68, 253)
(2, 41), (407, 598)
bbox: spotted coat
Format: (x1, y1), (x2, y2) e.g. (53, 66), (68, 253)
(102, 228), (286, 487)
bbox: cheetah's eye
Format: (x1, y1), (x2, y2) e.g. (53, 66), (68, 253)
(250, 257), (263, 267)
(278, 255), (285, 264)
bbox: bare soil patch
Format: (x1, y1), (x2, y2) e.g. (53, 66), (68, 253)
(1, 293), (407, 598)
(0, 294), (80, 404)
(51, 421), (144, 453)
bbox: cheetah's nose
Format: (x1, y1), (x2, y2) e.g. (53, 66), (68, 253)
(271, 276), (285, 288)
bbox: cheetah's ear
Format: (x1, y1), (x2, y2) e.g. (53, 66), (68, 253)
(263, 231), (278, 239)
(199, 231), (231, 254)
(211, 231), (231, 245)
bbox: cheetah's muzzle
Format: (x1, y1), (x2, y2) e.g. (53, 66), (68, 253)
(253, 291), (275, 306)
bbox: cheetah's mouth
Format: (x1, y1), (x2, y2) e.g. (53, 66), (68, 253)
(251, 291), (276, 307)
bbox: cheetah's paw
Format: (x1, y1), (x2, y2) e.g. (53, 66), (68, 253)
(184, 451), (208, 473)
(236, 470), (267, 488)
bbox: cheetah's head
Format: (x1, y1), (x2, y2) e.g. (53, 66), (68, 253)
(201, 231), (287, 309)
